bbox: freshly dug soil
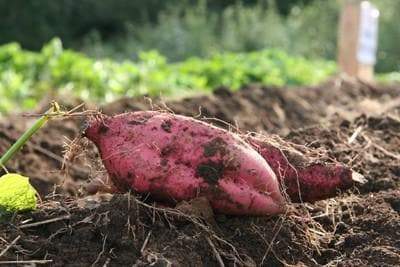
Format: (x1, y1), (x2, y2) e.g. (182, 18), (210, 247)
(0, 76), (399, 266)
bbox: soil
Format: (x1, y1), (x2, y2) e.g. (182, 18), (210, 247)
(0, 76), (399, 266)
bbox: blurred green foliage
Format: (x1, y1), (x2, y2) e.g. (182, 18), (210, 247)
(0, 38), (336, 113)
(79, 1), (399, 72)
(373, 0), (400, 72)
(79, 1), (338, 62)
(0, 1), (398, 72)
(0, 0), (312, 50)
(377, 72), (400, 84)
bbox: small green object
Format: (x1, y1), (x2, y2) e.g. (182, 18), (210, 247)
(0, 173), (37, 213)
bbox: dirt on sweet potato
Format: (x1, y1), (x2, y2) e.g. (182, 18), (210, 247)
(83, 111), (285, 215)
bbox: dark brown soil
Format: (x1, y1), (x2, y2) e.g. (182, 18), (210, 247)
(0, 76), (399, 266)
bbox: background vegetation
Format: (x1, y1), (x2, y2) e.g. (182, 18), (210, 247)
(0, 0), (398, 114)
(0, 0), (398, 72)
(0, 39), (335, 113)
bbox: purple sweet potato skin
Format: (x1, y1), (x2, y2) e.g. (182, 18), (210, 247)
(247, 137), (354, 203)
(84, 111), (285, 215)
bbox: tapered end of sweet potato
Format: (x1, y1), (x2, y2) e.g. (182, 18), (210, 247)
(246, 135), (359, 203)
(282, 163), (354, 202)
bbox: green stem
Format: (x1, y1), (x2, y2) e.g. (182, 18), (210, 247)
(0, 105), (60, 169)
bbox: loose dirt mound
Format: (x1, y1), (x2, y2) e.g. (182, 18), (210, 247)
(0, 190), (399, 266)
(102, 79), (399, 134)
(0, 77), (399, 266)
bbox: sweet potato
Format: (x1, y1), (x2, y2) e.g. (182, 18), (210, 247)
(84, 111), (285, 215)
(246, 135), (357, 202)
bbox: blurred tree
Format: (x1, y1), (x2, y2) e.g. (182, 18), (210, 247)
(0, 0), (313, 49)
(373, 0), (400, 72)
(0, 0), (397, 72)
(0, 0), (179, 49)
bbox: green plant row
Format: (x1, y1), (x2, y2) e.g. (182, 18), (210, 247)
(0, 38), (336, 113)
(377, 72), (400, 84)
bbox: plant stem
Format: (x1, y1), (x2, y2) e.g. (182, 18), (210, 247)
(0, 104), (61, 168)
